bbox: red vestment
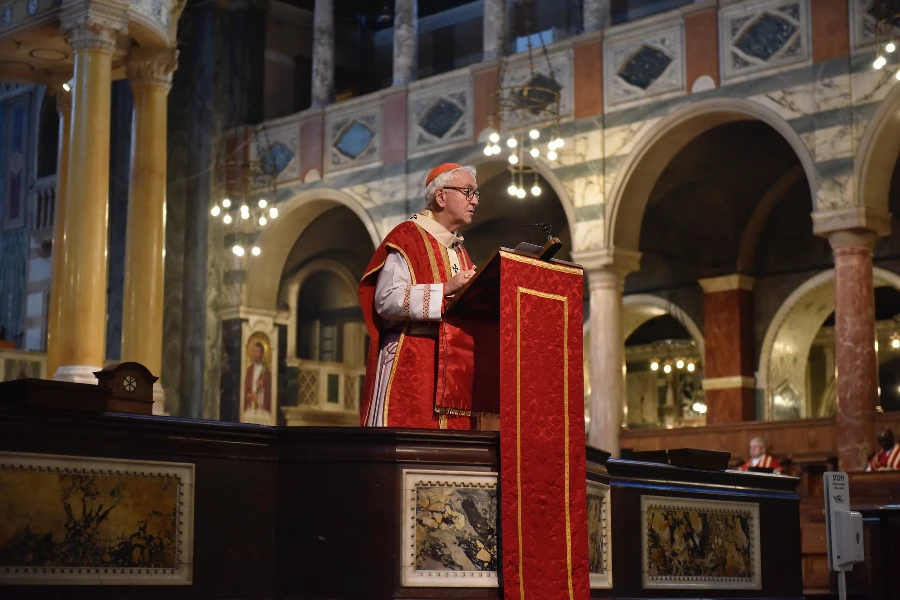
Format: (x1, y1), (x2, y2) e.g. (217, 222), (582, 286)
(359, 219), (476, 429)
(738, 453), (782, 474)
(868, 443), (900, 471)
(243, 363), (272, 412)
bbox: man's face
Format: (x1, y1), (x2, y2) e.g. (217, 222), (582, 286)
(436, 170), (478, 229)
(749, 440), (765, 458)
(878, 430), (895, 452)
(252, 344), (263, 363)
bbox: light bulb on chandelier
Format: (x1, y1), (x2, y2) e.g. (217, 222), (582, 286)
(269, 207), (278, 218)
(554, 138), (564, 148)
(896, 69), (900, 81)
(516, 188), (526, 199)
(874, 56), (887, 69)
(489, 132), (500, 143)
(509, 154), (519, 164)
(507, 137), (517, 148)
(223, 214), (232, 224)
(529, 129), (539, 139)
(232, 245), (245, 256)
(251, 246), (261, 256)
(547, 150), (558, 161)
(484, 145), (492, 156)
(222, 198), (232, 208)
(687, 362), (695, 372)
(259, 216), (267, 226)
(508, 185), (518, 195)
(211, 206), (220, 217)
(258, 199), (267, 208)
(887, 42), (896, 53)
(531, 185), (541, 196)
(530, 148), (539, 158)
(663, 364), (672, 374)
(650, 361), (659, 371)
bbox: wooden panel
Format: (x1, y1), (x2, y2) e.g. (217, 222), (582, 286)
(801, 521), (827, 553)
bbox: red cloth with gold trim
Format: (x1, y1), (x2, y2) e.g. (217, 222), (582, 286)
(869, 443), (900, 471)
(737, 454), (783, 474)
(358, 217), (476, 429)
(496, 254), (590, 600)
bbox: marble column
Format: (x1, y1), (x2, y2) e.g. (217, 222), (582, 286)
(180, 1), (217, 418)
(829, 229), (879, 471)
(698, 274), (756, 423)
(577, 248), (641, 455)
(53, 21), (119, 383)
(311, 0), (334, 107)
(483, 0), (506, 60)
(45, 84), (71, 379)
(393, 0), (418, 85)
(586, 268), (625, 454)
(583, 0), (611, 33)
(122, 50), (177, 415)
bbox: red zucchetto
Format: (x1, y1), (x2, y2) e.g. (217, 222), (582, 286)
(425, 163), (462, 187)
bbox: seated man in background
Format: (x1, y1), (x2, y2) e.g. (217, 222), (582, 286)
(867, 428), (900, 471)
(737, 437), (783, 474)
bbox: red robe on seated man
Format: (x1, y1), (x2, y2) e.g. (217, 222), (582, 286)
(737, 453), (783, 474)
(358, 210), (477, 429)
(867, 443), (900, 471)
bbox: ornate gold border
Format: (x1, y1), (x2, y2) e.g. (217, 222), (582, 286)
(516, 286), (573, 600)
(501, 251), (583, 275)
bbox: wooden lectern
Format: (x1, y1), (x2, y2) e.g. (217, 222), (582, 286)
(440, 249), (590, 600)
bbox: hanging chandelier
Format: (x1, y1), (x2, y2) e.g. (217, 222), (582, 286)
(871, 0), (900, 79)
(210, 125), (281, 257)
(483, 9), (562, 198)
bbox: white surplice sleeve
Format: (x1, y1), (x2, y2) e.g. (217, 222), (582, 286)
(374, 249), (444, 321)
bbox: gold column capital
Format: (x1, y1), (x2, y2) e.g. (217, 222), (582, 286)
(60, 0), (128, 53)
(127, 49), (179, 91)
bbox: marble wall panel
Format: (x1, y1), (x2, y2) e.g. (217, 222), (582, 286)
(641, 495), (761, 590)
(850, 0), (900, 50)
(719, 0), (811, 83)
(407, 72), (473, 157)
(401, 469), (498, 588)
(604, 22), (685, 111)
(498, 47), (573, 130)
(587, 480), (612, 589)
(249, 114), (300, 190)
(0, 451), (194, 585)
(324, 102), (381, 174)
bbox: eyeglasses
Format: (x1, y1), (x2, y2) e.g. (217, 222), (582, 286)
(441, 186), (480, 201)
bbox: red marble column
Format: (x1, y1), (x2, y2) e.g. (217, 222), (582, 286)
(699, 275), (756, 423)
(829, 230), (879, 471)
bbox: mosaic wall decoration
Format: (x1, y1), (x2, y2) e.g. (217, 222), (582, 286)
(250, 115), (300, 189)
(499, 47), (572, 129)
(0, 452), (194, 585)
(850, 0), (900, 50)
(641, 495), (761, 590)
(408, 73), (473, 157)
(604, 23), (685, 110)
(325, 103), (381, 173)
(3, 92), (28, 230)
(719, 0), (810, 82)
(587, 480), (612, 589)
(401, 469), (498, 588)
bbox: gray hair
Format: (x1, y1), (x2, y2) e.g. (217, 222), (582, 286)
(424, 165), (477, 211)
(750, 437), (766, 449)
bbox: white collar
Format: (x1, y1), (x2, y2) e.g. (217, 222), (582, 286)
(411, 211), (464, 249)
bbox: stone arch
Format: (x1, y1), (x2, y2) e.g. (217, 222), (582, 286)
(280, 259), (359, 365)
(583, 294), (705, 404)
(606, 98), (818, 253)
(757, 267), (900, 419)
(244, 188), (380, 311)
(856, 82), (900, 216)
(458, 148), (577, 244)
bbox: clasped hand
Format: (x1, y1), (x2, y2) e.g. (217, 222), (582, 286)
(444, 268), (476, 296)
